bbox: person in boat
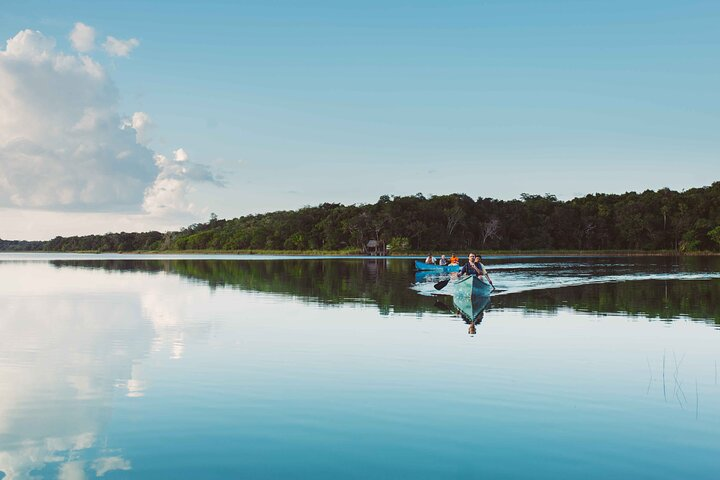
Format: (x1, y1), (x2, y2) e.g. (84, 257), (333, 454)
(459, 253), (494, 289)
(438, 255), (448, 266)
(449, 253), (459, 265)
(425, 253), (436, 264)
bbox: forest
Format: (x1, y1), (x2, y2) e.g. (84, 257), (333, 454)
(3, 182), (720, 253)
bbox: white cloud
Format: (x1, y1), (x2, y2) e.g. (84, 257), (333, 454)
(102, 36), (139, 57)
(143, 149), (223, 216)
(2, 28), (55, 60)
(92, 456), (132, 477)
(142, 175), (193, 216)
(0, 29), (155, 210)
(0, 26), (220, 226)
(122, 111), (153, 145)
(58, 460), (87, 480)
(174, 148), (189, 162)
(69, 22), (95, 52)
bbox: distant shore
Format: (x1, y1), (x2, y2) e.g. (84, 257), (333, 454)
(5, 249), (719, 256)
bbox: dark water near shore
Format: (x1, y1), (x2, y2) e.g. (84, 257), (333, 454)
(1, 254), (719, 479)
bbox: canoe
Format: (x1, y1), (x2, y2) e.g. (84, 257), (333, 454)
(453, 274), (493, 299)
(414, 260), (460, 272)
(453, 294), (491, 322)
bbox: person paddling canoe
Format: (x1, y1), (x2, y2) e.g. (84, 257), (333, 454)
(433, 253), (495, 292)
(459, 253), (495, 290)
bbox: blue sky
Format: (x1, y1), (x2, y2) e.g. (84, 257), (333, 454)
(1, 1), (718, 239)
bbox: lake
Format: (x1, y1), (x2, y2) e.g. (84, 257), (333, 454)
(1, 254), (719, 479)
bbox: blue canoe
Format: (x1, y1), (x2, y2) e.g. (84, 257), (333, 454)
(414, 260), (460, 272)
(452, 274), (493, 299)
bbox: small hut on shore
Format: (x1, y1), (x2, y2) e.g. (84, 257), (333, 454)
(364, 240), (387, 256)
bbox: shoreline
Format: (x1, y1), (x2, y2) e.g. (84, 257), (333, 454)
(3, 249), (719, 257)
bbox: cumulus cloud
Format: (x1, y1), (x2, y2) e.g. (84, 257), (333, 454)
(122, 111), (153, 145)
(143, 149), (223, 216)
(0, 26), (219, 219)
(174, 147), (189, 162)
(69, 22), (95, 52)
(0, 29), (154, 210)
(102, 36), (139, 57)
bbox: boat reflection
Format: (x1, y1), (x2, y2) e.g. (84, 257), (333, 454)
(414, 270), (444, 284)
(434, 295), (491, 335)
(453, 295), (491, 335)
(453, 294), (491, 323)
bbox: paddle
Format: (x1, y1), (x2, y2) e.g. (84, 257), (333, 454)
(435, 275), (496, 292)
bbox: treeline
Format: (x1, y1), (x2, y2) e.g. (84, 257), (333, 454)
(4, 182), (720, 252)
(45, 231), (165, 252)
(0, 239), (45, 251)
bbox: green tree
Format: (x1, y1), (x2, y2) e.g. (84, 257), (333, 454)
(388, 237), (411, 253)
(708, 226), (720, 250)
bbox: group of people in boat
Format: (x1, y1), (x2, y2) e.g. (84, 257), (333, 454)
(425, 251), (494, 289)
(424, 253), (459, 266)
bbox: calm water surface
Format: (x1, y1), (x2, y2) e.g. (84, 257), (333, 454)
(1, 254), (719, 479)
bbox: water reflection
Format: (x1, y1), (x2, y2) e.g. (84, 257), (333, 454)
(491, 280), (720, 324)
(0, 276), (146, 477)
(453, 295), (491, 323)
(435, 297), (491, 336)
(0, 261), (216, 479)
(46, 257), (720, 324)
(50, 258), (425, 313)
(1, 256), (719, 479)
(455, 296), (491, 336)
